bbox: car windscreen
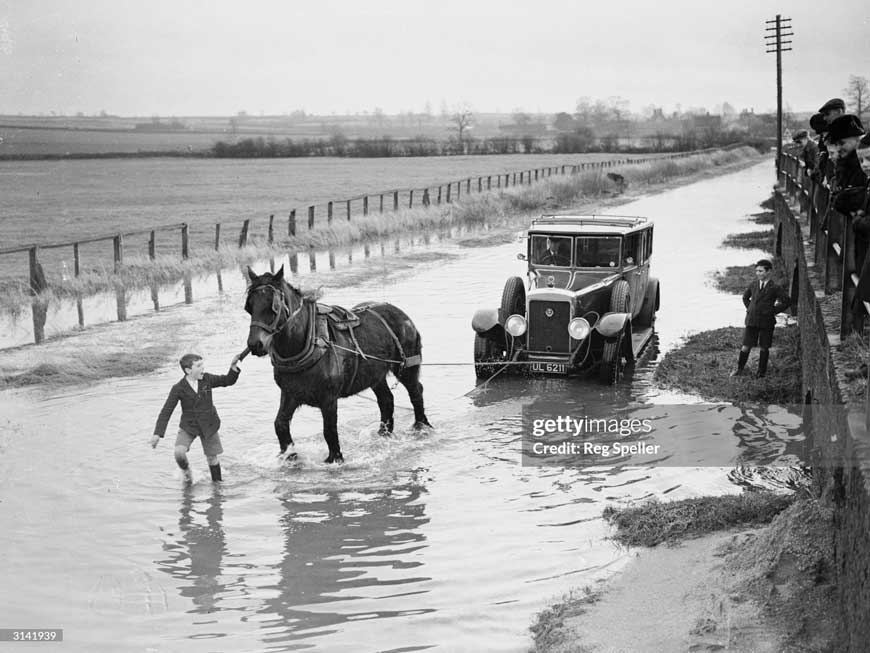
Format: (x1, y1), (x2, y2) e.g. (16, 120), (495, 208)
(531, 235), (572, 267)
(574, 237), (621, 268)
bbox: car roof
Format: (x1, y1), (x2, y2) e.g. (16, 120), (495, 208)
(529, 214), (652, 235)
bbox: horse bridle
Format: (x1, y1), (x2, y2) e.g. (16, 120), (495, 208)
(248, 284), (305, 335)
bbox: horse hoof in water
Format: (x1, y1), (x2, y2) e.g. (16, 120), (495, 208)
(413, 420), (432, 431)
(278, 450), (298, 463)
(378, 421), (394, 436)
(324, 452), (344, 464)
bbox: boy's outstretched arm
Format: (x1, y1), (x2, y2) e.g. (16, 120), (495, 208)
(207, 355), (242, 388)
(152, 387), (181, 446)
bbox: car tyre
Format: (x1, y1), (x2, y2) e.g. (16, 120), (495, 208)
(599, 329), (625, 384)
(610, 279), (630, 314)
(635, 278), (660, 327)
(500, 277), (526, 323)
(474, 334), (503, 378)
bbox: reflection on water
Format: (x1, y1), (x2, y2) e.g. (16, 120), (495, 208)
(260, 482), (432, 648)
(158, 485), (227, 615)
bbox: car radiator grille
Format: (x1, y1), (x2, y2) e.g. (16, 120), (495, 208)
(528, 300), (571, 353)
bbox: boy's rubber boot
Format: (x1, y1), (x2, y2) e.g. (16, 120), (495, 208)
(730, 350), (750, 377)
(758, 349), (769, 378)
(209, 464), (223, 482)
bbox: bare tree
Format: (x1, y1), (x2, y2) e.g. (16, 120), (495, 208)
(844, 75), (869, 121)
(449, 103), (474, 151)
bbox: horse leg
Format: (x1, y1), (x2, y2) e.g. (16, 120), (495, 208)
(398, 365), (431, 429)
(275, 389), (299, 461)
(320, 398), (344, 464)
(371, 378), (395, 435)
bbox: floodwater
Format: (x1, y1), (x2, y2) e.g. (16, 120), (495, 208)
(0, 160), (802, 652)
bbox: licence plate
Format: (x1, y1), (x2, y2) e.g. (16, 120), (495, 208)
(530, 361), (568, 374)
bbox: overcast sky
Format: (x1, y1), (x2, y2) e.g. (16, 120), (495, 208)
(1, 0), (868, 117)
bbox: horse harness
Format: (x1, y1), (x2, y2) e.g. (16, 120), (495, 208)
(248, 285), (421, 388)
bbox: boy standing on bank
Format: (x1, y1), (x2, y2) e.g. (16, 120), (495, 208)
(151, 353), (242, 481)
(730, 260), (792, 378)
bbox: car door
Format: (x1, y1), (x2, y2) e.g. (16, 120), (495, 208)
(623, 232), (643, 316)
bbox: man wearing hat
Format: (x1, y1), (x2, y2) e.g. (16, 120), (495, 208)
(809, 113), (829, 181)
(828, 115), (870, 298)
(819, 98), (846, 125)
(793, 129), (819, 178)
(829, 114), (868, 209)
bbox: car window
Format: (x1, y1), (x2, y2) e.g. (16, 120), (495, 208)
(531, 235), (572, 267)
(574, 237), (621, 268)
(624, 233), (641, 266)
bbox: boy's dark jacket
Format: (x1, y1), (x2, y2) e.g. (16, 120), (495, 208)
(154, 367), (240, 438)
(743, 280), (791, 329)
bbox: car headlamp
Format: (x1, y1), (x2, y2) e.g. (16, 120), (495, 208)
(505, 314), (527, 337)
(568, 317), (591, 340)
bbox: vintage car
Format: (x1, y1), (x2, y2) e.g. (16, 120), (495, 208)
(471, 214), (660, 383)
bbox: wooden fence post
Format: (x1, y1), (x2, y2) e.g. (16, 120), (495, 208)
(73, 242), (84, 327)
(308, 206), (315, 229)
(346, 199), (351, 220)
(446, 183), (452, 203)
(520, 171), (524, 184)
(478, 177), (482, 192)
(409, 190), (414, 208)
(327, 201), (333, 223)
(214, 224), (221, 250)
(148, 230), (156, 259)
(28, 247), (43, 295)
(393, 191), (399, 211)
(457, 181), (461, 200)
(423, 188), (430, 207)
(238, 220), (249, 247)
(379, 194), (384, 213)
(181, 224), (189, 259)
(268, 214), (275, 243)
(113, 235), (124, 273)
(437, 186), (442, 204)
(288, 210), (296, 237)
(363, 196), (369, 216)
(466, 178), (471, 193)
(487, 175), (492, 190)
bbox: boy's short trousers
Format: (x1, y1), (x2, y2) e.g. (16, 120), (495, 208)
(175, 428), (223, 457)
(742, 325), (774, 349)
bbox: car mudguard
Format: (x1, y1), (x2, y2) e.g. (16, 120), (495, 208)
(472, 308), (500, 334)
(595, 312), (631, 338)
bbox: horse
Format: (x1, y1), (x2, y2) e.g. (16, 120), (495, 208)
(244, 266), (431, 463)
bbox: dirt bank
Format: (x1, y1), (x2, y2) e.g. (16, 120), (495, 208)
(531, 497), (838, 652)
(654, 325), (802, 403)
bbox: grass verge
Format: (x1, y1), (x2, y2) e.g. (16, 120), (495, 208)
(722, 229), (775, 250)
(529, 587), (600, 653)
(1, 346), (168, 389)
(655, 325), (802, 403)
(602, 492), (795, 547)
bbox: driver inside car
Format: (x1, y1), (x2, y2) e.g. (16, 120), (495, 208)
(538, 236), (571, 266)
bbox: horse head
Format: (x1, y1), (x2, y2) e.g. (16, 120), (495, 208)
(244, 266), (304, 356)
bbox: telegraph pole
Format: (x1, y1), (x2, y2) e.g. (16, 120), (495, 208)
(765, 15), (792, 179)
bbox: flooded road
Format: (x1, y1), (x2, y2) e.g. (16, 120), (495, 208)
(0, 160), (801, 652)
